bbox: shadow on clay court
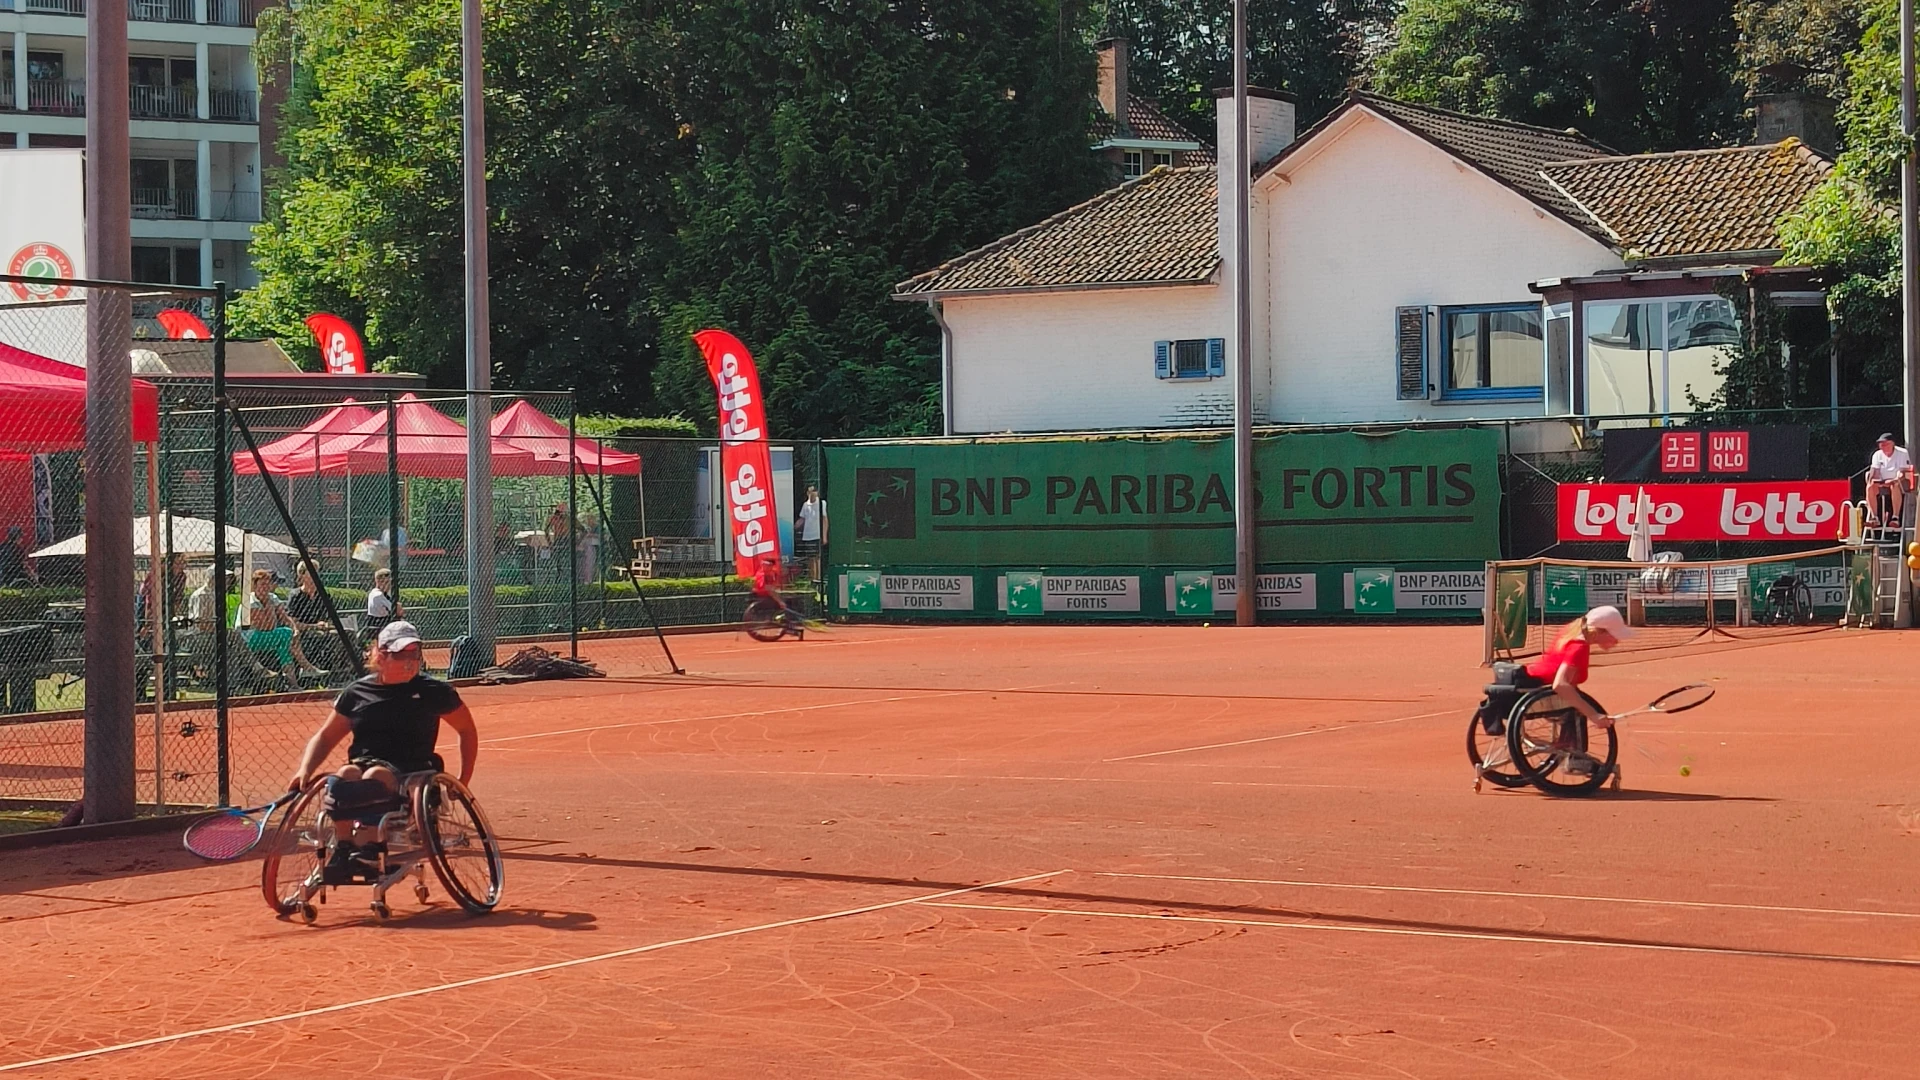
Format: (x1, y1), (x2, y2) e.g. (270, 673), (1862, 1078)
(1585, 790), (1776, 803)
(497, 850), (1895, 969)
(0, 845), (207, 892)
(286, 905), (599, 932)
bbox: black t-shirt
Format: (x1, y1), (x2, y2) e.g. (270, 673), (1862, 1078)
(333, 674), (463, 773)
(286, 589), (329, 624)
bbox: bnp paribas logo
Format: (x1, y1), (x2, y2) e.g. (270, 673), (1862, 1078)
(854, 467), (916, 540)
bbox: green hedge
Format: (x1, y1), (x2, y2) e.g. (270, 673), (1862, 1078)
(574, 416), (700, 439)
(0, 587), (83, 622)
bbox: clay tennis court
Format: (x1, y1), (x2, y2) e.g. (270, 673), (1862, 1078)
(3, 623), (1917, 1077)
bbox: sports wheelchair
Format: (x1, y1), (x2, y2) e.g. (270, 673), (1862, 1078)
(260, 768), (505, 922)
(1468, 662), (1618, 796)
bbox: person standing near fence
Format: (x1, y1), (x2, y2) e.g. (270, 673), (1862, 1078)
(795, 485), (826, 587)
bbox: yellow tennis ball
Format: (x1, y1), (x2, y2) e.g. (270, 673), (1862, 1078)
(1678, 766), (1691, 777)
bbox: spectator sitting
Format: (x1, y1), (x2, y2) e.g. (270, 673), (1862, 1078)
(1867, 432), (1913, 528)
(286, 563), (332, 630)
(237, 568), (324, 679)
(0, 526), (26, 587)
(366, 567), (402, 635)
(187, 570), (221, 635)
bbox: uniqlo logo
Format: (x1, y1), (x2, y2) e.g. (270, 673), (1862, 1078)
(1709, 431), (1750, 473)
(1661, 432), (1701, 473)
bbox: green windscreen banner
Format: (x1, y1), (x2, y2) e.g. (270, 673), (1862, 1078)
(828, 428), (1500, 568)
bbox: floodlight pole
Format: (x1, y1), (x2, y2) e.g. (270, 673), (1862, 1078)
(1905, 0), (1919, 457)
(1231, 0), (1257, 627)
(462, 0), (496, 666)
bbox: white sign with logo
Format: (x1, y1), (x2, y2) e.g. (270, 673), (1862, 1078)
(999, 574), (1141, 613)
(1342, 569), (1485, 612)
(1164, 573), (1316, 612)
(0, 151), (88, 363)
(879, 574), (974, 611)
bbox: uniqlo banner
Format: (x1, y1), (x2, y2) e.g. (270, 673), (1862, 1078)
(1603, 426), (1809, 481)
(305, 313), (368, 374)
(1557, 481), (1850, 542)
(693, 329), (779, 577)
(156, 309), (212, 340)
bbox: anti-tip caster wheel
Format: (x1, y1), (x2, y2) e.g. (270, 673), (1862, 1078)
(370, 901), (391, 920)
(1473, 776), (1484, 793)
(298, 903), (318, 924)
(1608, 769), (1622, 791)
(413, 884), (431, 904)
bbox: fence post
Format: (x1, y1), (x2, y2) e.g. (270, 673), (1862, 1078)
(386, 391), (399, 614)
(568, 395), (579, 660)
(212, 283), (230, 807)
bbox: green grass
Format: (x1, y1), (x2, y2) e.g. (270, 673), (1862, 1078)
(0, 808), (62, 835)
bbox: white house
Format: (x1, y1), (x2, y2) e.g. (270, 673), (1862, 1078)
(896, 91), (1836, 438)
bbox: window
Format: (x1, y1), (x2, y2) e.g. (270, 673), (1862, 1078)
(1584, 296), (1735, 423)
(1151, 150), (1173, 169)
(27, 52), (64, 82)
(1545, 304), (1572, 415)
(1122, 150), (1143, 178)
(1154, 338), (1226, 380)
(132, 246), (174, 284)
(1438, 303), (1543, 400)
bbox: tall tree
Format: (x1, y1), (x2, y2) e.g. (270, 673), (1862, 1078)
(1370, 0), (1745, 153)
(1101, 0), (1397, 136)
(648, 0), (1111, 437)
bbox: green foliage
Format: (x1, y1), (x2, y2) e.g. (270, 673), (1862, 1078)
(0, 587), (83, 623)
(574, 415), (700, 439)
(1371, 0), (1744, 153)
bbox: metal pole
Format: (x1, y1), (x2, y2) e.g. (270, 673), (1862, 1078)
(386, 392), (399, 611)
(146, 447), (164, 811)
(81, 0), (135, 824)
(1905, 0), (1919, 456)
(1230, 0), (1257, 627)
(211, 284), (230, 808)
(568, 400), (579, 659)
(461, 0), (497, 666)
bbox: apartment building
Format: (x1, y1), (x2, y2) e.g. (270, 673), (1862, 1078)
(1, 0), (264, 289)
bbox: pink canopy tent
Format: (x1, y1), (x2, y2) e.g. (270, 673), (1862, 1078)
(489, 400), (641, 476)
(0, 340), (160, 450)
(234, 393), (541, 478)
(230, 399), (377, 476)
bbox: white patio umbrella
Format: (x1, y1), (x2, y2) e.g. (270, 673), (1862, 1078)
(1626, 487), (1654, 563)
(29, 512), (300, 559)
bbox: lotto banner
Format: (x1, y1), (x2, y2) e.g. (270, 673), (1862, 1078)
(1556, 481), (1849, 542)
(693, 329), (780, 577)
(305, 313), (368, 374)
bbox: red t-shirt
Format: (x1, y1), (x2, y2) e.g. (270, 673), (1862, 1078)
(1526, 637), (1590, 684)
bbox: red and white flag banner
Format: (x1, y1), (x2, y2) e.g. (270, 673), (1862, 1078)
(693, 329), (780, 578)
(1556, 481), (1851, 542)
(156, 309), (212, 340)
(305, 313), (368, 374)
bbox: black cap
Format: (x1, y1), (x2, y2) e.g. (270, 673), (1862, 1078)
(1880, 432), (1897, 443)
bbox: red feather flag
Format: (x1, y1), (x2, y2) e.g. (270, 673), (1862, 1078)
(692, 329), (779, 579)
(156, 309), (212, 340)
(305, 313), (368, 374)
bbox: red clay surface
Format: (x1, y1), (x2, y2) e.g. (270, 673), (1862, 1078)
(3, 624), (1918, 1078)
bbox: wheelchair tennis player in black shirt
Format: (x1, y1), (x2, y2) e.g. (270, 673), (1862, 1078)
(289, 620), (479, 878)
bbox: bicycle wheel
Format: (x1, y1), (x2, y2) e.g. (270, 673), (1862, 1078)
(418, 774), (504, 914)
(1505, 687), (1617, 796)
(1466, 711), (1529, 789)
(743, 597), (787, 642)
(259, 779), (331, 916)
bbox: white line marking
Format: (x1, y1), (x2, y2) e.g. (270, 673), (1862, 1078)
(0, 870), (1068, 1074)
(1102, 708), (1456, 762)
(1092, 872), (1920, 921)
(922, 901), (1920, 969)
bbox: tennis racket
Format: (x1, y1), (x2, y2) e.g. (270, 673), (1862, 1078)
(1604, 683), (1714, 724)
(182, 791), (300, 861)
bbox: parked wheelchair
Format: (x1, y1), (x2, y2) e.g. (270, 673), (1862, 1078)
(261, 768), (504, 922)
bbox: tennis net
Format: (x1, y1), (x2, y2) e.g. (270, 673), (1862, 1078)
(1484, 546), (1862, 664)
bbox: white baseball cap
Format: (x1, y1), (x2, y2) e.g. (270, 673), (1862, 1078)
(376, 620), (423, 651)
(1586, 605), (1635, 639)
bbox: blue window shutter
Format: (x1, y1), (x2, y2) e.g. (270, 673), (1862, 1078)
(1206, 338), (1226, 378)
(1154, 340), (1172, 379)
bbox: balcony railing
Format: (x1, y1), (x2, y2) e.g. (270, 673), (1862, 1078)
(212, 189), (261, 222)
(127, 0), (192, 20)
(207, 0), (253, 26)
(130, 83), (197, 120)
(131, 187), (197, 220)
(0, 83), (12, 110)
(209, 87), (257, 122)
(13, 0), (87, 15)
(27, 79), (86, 116)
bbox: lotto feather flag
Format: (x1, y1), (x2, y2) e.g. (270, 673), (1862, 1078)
(692, 329), (779, 578)
(305, 313), (368, 374)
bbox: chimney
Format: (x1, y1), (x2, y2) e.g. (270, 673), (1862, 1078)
(1753, 93), (1837, 155)
(1213, 86), (1297, 171)
(1096, 38), (1130, 137)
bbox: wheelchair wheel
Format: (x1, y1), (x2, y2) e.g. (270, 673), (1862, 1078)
(1505, 687), (1617, 797)
(1466, 711), (1529, 790)
(260, 779), (332, 915)
(1792, 579), (1815, 625)
(417, 774), (504, 914)
(743, 597), (788, 642)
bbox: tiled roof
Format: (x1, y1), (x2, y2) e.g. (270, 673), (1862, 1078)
(1346, 94), (1616, 241)
(1127, 99), (1212, 161)
(1540, 140), (1835, 260)
(894, 166), (1218, 297)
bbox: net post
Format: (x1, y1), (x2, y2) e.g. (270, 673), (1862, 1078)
(1482, 560), (1496, 666)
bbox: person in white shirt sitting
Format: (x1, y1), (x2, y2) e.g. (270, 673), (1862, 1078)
(1867, 432), (1913, 528)
(365, 567), (402, 642)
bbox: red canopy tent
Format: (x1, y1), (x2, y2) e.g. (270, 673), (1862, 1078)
(230, 399), (377, 476)
(488, 400), (640, 476)
(234, 393), (541, 477)
(0, 340), (160, 450)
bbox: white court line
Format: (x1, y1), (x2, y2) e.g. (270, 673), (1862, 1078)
(1093, 871), (1920, 921)
(1103, 708), (1456, 762)
(922, 901), (1920, 969)
(0, 870), (1069, 1075)
(483, 682), (1056, 745)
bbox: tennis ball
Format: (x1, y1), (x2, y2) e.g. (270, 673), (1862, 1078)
(1678, 766), (1691, 777)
